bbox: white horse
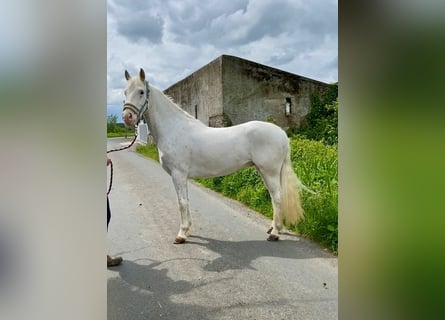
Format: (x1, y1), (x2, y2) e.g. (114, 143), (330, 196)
(122, 69), (304, 244)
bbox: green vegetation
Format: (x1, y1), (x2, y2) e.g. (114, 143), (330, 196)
(135, 144), (159, 162)
(292, 83), (338, 145)
(107, 114), (135, 138)
(197, 168), (273, 218)
(290, 138), (338, 252)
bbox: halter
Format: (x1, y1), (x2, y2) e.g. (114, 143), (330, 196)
(123, 80), (150, 123)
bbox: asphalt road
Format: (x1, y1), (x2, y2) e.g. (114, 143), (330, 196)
(107, 137), (338, 320)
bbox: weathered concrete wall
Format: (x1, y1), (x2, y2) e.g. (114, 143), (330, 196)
(164, 57), (223, 126)
(163, 55), (330, 129)
(221, 55), (329, 128)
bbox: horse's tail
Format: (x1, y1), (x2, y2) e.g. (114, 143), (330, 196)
(280, 149), (305, 226)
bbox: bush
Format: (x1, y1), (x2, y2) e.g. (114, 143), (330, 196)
(297, 83), (338, 145)
(290, 138), (338, 253)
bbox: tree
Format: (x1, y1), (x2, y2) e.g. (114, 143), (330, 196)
(107, 114), (118, 133)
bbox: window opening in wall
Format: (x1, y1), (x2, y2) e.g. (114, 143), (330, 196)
(195, 105), (198, 119)
(285, 97), (292, 116)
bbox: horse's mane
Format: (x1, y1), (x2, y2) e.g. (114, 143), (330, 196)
(151, 85), (199, 122)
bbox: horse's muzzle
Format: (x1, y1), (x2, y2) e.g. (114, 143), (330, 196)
(122, 109), (136, 126)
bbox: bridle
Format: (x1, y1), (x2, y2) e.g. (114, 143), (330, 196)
(108, 80), (150, 195)
(122, 80), (151, 124)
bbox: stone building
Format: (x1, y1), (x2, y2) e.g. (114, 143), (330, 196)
(163, 55), (330, 129)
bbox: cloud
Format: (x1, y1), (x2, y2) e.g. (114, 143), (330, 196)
(166, 1), (248, 31)
(107, 0), (338, 109)
(116, 13), (164, 44)
(162, 0), (337, 50)
(217, 1), (299, 45)
(164, 1), (249, 46)
(108, 0), (164, 44)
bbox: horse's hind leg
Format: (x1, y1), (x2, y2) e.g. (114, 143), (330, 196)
(256, 166), (282, 241)
(171, 171), (192, 244)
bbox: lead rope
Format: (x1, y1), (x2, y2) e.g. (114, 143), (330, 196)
(107, 132), (138, 195)
(107, 133), (138, 154)
(107, 160), (113, 195)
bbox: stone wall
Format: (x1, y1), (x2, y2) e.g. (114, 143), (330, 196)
(221, 55), (329, 128)
(164, 57), (223, 126)
(164, 55), (330, 129)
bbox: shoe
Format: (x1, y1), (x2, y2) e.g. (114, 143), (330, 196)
(107, 255), (123, 267)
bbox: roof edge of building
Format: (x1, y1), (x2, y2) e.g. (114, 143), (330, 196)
(165, 54), (331, 91)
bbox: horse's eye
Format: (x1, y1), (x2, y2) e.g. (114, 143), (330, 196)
(140, 90), (144, 95)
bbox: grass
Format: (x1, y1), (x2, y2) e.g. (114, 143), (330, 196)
(107, 132), (135, 138)
(136, 144), (159, 162)
(135, 138), (338, 253)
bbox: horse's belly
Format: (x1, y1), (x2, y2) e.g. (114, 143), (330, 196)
(188, 157), (252, 178)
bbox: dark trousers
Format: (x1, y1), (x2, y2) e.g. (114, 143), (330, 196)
(107, 196), (111, 230)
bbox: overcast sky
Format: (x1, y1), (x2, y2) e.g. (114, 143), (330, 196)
(107, 0), (338, 120)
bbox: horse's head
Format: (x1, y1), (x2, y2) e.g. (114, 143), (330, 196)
(122, 68), (150, 127)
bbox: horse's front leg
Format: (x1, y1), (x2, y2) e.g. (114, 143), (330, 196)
(171, 171), (192, 244)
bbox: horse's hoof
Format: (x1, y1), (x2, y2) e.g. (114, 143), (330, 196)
(266, 227), (273, 234)
(267, 234), (279, 241)
(174, 236), (186, 244)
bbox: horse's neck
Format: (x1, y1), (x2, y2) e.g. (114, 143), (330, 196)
(145, 86), (204, 145)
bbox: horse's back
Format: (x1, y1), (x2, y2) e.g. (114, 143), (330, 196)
(198, 120), (287, 151)
(242, 121), (288, 142)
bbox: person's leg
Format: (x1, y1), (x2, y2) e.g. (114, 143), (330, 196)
(107, 196), (122, 267)
(107, 196), (111, 230)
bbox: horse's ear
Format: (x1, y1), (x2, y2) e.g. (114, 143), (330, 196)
(139, 68), (145, 82)
(125, 70), (131, 80)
